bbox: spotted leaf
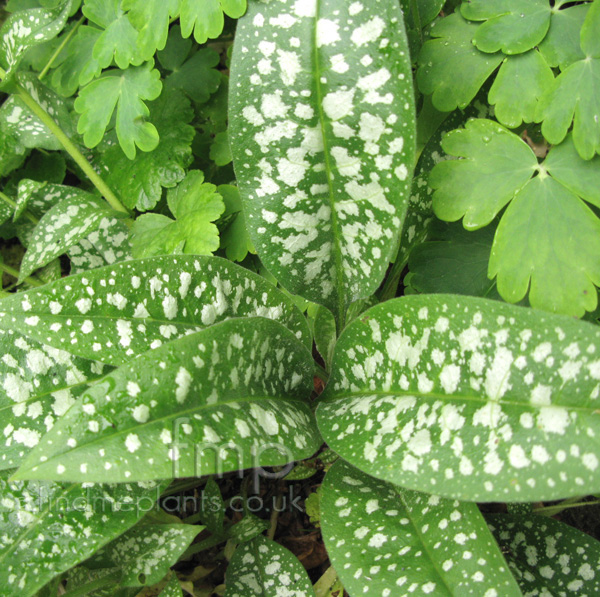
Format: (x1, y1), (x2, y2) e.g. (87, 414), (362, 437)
(85, 523), (202, 587)
(0, 470), (165, 596)
(0, 255), (311, 366)
(321, 460), (520, 596)
(225, 535), (314, 597)
(13, 318), (320, 483)
(229, 0), (415, 324)
(0, 1), (71, 84)
(488, 513), (600, 595)
(317, 294), (600, 502)
(0, 327), (109, 470)
(19, 189), (127, 282)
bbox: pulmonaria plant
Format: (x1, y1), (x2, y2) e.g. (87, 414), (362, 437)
(0, 0), (599, 596)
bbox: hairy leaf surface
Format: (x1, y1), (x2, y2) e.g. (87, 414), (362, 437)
(317, 295), (600, 502)
(0, 255), (311, 365)
(225, 535), (314, 597)
(86, 523), (202, 586)
(0, 471), (165, 596)
(230, 0), (415, 323)
(488, 514), (600, 595)
(0, 327), (108, 470)
(14, 318), (320, 483)
(19, 189), (125, 280)
(321, 460), (520, 596)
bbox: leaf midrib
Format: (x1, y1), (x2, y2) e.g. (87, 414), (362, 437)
(323, 389), (600, 415)
(313, 0), (346, 327)
(16, 394), (313, 479)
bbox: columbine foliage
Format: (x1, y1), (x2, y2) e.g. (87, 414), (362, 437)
(0, 0), (599, 595)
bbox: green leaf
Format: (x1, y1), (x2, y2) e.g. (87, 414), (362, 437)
(0, 327), (108, 470)
(160, 576), (183, 597)
(68, 216), (132, 274)
(311, 305), (336, 370)
(218, 184), (254, 263)
(406, 220), (499, 299)
(131, 170), (225, 258)
(395, 100), (492, 272)
(0, 470), (165, 596)
(82, 0), (143, 69)
(199, 478), (224, 536)
(536, 2), (600, 160)
(210, 130), (232, 166)
(13, 317), (320, 483)
(50, 25), (103, 96)
(461, 0), (552, 55)
(488, 50), (554, 129)
(230, 0), (415, 324)
(229, 513), (269, 543)
(417, 13), (504, 111)
(536, 57), (600, 160)
(97, 88), (195, 211)
(0, 1), (71, 83)
(19, 189), (125, 281)
(317, 294), (600, 502)
(0, 73), (76, 151)
(63, 566), (134, 597)
(431, 120), (600, 316)
(74, 60), (162, 159)
(122, 0), (179, 62)
(0, 128), (28, 177)
(401, 0), (444, 28)
(488, 513), (600, 595)
(225, 535), (314, 597)
(0, 255), (312, 365)
(430, 119), (538, 229)
(159, 28), (222, 104)
(545, 134), (600, 209)
(179, 0), (246, 45)
(321, 460), (521, 596)
(12, 150), (66, 188)
(538, 3), (589, 70)
(86, 523), (202, 586)
(489, 175), (600, 315)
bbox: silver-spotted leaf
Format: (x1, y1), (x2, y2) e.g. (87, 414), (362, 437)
(0, 73), (76, 151)
(0, 255), (311, 365)
(68, 216), (132, 274)
(13, 318), (320, 483)
(317, 294), (600, 502)
(19, 189), (126, 281)
(321, 460), (521, 596)
(230, 0), (415, 324)
(0, 327), (109, 470)
(225, 535), (314, 597)
(86, 523), (202, 586)
(0, 1), (71, 83)
(488, 513), (600, 595)
(0, 470), (165, 596)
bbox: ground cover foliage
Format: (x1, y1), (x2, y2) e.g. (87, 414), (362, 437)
(0, 0), (600, 595)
